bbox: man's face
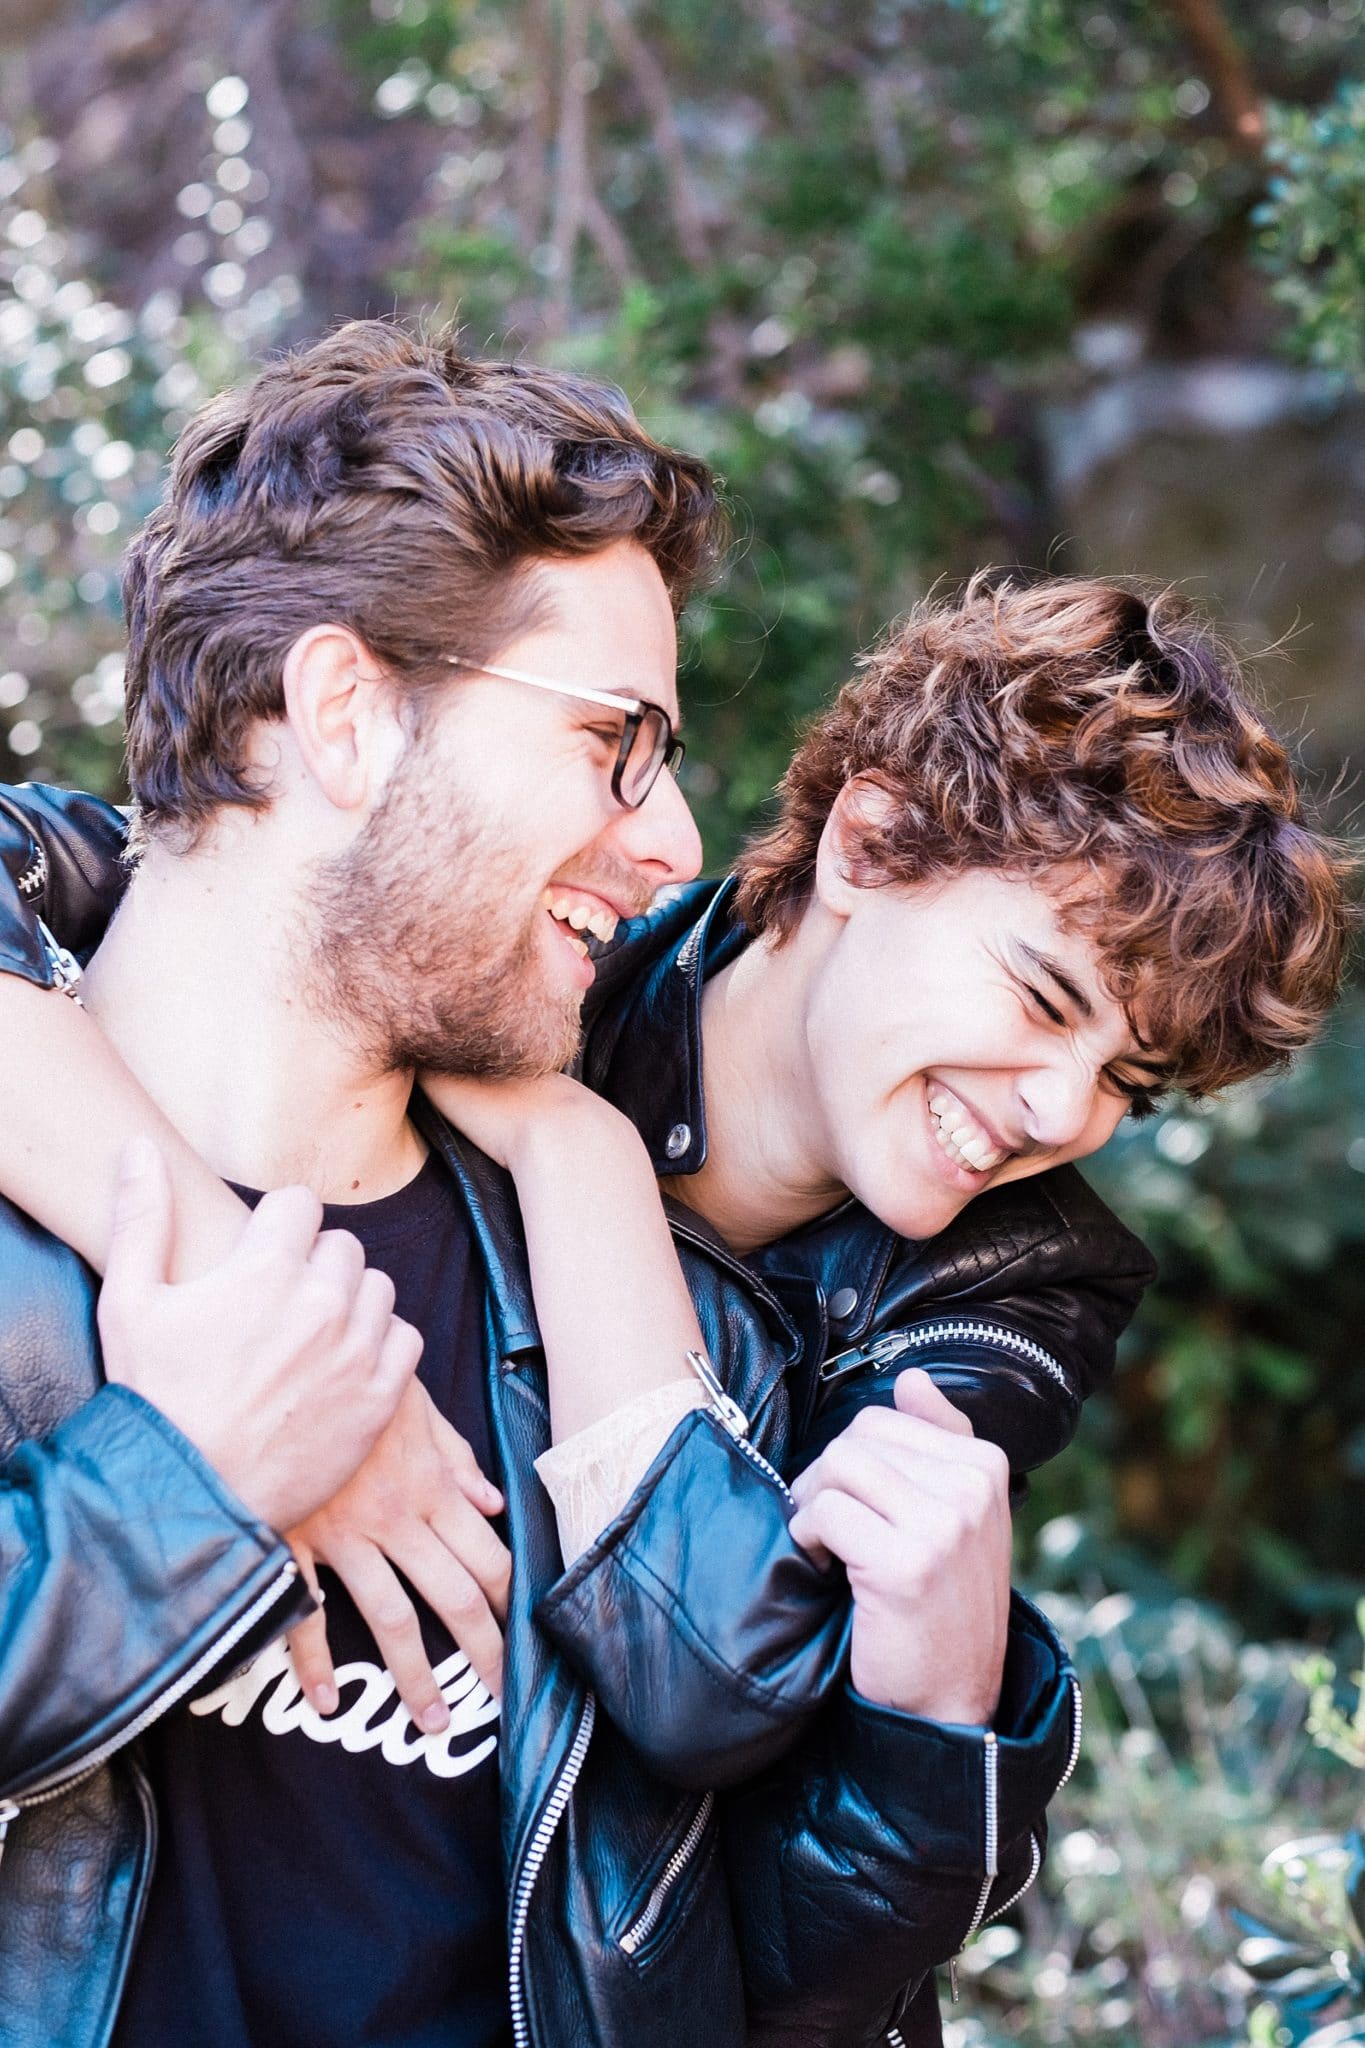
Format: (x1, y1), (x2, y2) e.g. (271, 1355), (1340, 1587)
(310, 540), (702, 1077)
(802, 866), (1165, 1241)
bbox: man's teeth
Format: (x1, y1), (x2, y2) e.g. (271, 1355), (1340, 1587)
(543, 893), (619, 945)
(927, 1091), (1008, 1173)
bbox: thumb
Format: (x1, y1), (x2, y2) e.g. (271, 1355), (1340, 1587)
(103, 1137), (174, 1300)
(892, 1366), (974, 1436)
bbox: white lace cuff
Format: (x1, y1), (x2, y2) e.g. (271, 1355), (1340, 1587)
(535, 1378), (708, 1564)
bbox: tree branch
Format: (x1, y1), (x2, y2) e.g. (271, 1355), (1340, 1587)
(597, 0), (708, 265)
(547, 0), (591, 330)
(1163, 0), (1265, 155)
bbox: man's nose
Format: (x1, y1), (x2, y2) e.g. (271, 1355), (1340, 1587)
(1017, 1060), (1100, 1151)
(611, 763), (703, 889)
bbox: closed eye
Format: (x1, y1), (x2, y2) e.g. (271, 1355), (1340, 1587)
(1022, 982), (1067, 1028)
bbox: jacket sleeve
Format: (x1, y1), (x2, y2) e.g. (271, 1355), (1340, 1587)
(535, 1407), (849, 1788)
(0, 1384), (311, 1801)
(0, 782), (131, 987)
(536, 1178), (1146, 1786)
(720, 1592), (1080, 2047)
(0, 1191), (312, 1802)
(795, 1172), (1156, 1483)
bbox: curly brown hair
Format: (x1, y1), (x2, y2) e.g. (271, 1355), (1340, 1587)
(734, 575), (1353, 1098)
(123, 320), (726, 841)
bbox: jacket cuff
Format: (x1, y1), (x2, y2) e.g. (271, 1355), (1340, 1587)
(536, 1407), (849, 1785)
(831, 1591), (1077, 1874)
(1, 1384), (311, 1799)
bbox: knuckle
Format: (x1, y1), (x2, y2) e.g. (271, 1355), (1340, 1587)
(370, 1598), (419, 1640)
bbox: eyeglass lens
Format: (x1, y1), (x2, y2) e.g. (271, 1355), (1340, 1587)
(618, 706), (672, 808)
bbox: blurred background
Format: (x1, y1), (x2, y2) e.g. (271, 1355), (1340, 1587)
(1, 1), (1363, 2038)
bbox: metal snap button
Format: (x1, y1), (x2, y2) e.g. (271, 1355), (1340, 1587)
(828, 1286), (859, 1320)
(665, 1122), (692, 1159)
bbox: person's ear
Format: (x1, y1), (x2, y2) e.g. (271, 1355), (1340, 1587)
(813, 776), (899, 918)
(280, 625), (407, 812)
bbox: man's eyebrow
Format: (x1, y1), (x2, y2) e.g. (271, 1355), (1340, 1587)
(1015, 941), (1095, 1021)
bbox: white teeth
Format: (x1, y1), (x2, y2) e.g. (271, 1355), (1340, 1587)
(545, 893), (619, 945)
(927, 1087), (1007, 1174)
(568, 936), (589, 958)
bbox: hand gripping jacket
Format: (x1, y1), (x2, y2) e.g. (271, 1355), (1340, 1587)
(0, 786), (1153, 2047)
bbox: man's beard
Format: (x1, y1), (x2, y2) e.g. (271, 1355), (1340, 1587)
(305, 741), (584, 1080)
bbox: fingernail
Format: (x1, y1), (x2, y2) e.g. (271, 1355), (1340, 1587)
(312, 1682), (338, 1716)
(421, 1701), (450, 1734)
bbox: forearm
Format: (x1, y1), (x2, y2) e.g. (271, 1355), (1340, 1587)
(508, 1099), (708, 1443)
(0, 975), (248, 1279)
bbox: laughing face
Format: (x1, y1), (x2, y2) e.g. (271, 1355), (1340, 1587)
(799, 864), (1166, 1242)
(308, 540), (702, 1078)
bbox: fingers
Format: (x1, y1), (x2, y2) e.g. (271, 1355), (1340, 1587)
(287, 1607), (340, 1718)
(240, 1182), (326, 1265)
(788, 1425), (1011, 1576)
(399, 1516), (507, 1698)
(325, 1536), (502, 1729)
(429, 1491), (512, 1625)
(892, 1366), (975, 1435)
(790, 1401), (1008, 1511)
(102, 1138), (174, 1307)
(427, 1406), (503, 1515)
(788, 1487), (886, 1571)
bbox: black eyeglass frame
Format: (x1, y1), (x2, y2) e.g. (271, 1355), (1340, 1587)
(443, 656), (685, 810)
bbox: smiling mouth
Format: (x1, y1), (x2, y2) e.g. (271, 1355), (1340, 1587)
(927, 1083), (1012, 1176)
(542, 889), (621, 961)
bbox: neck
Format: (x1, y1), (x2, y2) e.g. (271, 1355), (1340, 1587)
(83, 828), (424, 1201)
(671, 925), (846, 1253)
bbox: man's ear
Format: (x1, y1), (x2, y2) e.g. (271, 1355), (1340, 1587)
(280, 625), (407, 812)
(813, 776), (900, 918)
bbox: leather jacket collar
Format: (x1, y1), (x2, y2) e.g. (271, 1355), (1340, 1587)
(580, 877), (904, 1350)
(578, 878), (748, 1182)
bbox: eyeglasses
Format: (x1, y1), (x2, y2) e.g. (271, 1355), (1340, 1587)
(443, 657), (685, 810)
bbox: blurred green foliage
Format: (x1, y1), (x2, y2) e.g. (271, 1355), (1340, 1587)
(945, 1574), (1363, 2046)
(1026, 994), (1365, 1630)
(1259, 85), (1365, 378)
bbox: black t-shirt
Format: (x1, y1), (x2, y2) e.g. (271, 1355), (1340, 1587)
(113, 1154), (510, 2048)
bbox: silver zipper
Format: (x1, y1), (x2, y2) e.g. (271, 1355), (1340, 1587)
(8, 1559), (297, 1809)
(16, 843), (45, 898)
(952, 1726), (1000, 1995)
(947, 1673), (1077, 2000)
(819, 1319), (1069, 1396)
(686, 1349), (793, 1502)
(509, 1691), (596, 2048)
(984, 1827), (1043, 1926)
(886, 2030), (907, 2047)
(620, 1790), (715, 1956)
(1056, 1673), (1083, 1789)
(37, 917), (83, 1003)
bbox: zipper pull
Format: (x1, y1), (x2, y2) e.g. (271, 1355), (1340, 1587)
(949, 1956), (960, 2003)
(685, 1349), (750, 1441)
(819, 1329), (914, 1385)
(0, 1797), (19, 1876)
(37, 919), (84, 1004)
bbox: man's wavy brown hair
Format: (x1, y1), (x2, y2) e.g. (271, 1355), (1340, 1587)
(122, 320), (726, 841)
(734, 575), (1353, 1098)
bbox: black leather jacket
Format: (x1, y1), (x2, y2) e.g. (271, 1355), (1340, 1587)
(0, 788), (1154, 2047)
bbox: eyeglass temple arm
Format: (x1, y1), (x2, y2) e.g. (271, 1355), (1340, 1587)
(443, 656), (645, 717)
